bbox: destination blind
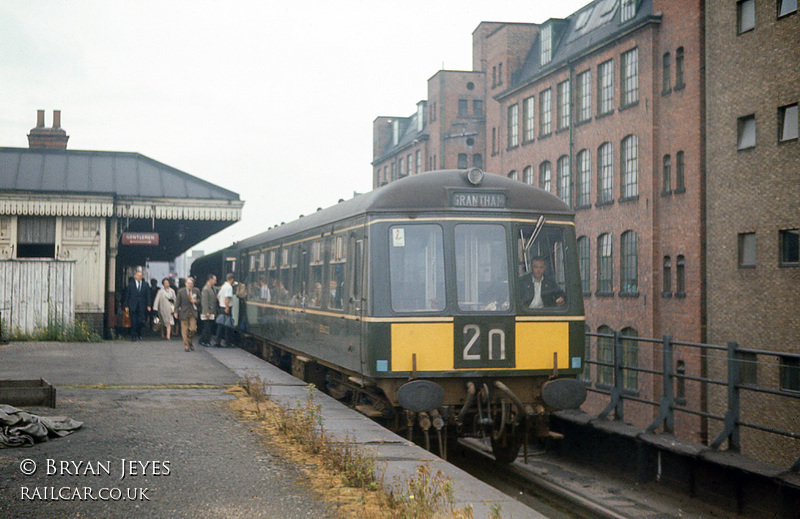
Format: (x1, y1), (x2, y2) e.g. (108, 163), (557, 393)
(450, 191), (507, 209)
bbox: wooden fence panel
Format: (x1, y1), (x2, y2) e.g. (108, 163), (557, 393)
(0, 259), (75, 335)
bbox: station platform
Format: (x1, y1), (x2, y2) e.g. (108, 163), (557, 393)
(0, 340), (537, 518)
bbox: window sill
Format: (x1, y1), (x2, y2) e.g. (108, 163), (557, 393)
(522, 138), (535, 146)
(539, 132), (552, 141)
(575, 118), (592, 128)
(507, 144), (519, 151)
(619, 291), (639, 298)
(674, 187), (686, 194)
(674, 83), (685, 91)
(779, 262), (800, 268)
(662, 291), (672, 298)
(619, 195), (639, 203)
(595, 199), (615, 208)
(619, 100), (639, 112)
(595, 291), (614, 297)
(739, 264), (756, 269)
(674, 292), (686, 299)
(556, 126), (570, 135)
(737, 145), (756, 152)
(779, 137), (799, 145)
(661, 190), (672, 197)
(662, 88), (672, 96)
(583, 291), (592, 298)
(575, 204), (592, 211)
(595, 110), (615, 120)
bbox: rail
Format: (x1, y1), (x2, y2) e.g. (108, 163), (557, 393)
(583, 331), (800, 472)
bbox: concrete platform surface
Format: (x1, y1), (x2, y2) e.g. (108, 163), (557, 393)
(0, 340), (540, 518)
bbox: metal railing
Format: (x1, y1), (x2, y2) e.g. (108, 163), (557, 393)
(583, 331), (800, 472)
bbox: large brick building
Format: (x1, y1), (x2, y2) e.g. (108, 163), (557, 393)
(705, 0), (799, 465)
(373, 0), (707, 441)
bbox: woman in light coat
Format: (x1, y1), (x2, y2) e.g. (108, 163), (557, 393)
(153, 278), (176, 340)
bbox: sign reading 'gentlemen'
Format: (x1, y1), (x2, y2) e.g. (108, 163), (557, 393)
(450, 191), (508, 209)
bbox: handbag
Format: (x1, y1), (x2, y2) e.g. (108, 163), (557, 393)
(121, 310), (131, 328)
(215, 313), (232, 327)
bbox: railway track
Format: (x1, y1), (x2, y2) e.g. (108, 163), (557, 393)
(451, 438), (632, 519)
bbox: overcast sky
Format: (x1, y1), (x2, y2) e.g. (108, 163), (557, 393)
(1, 0), (588, 255)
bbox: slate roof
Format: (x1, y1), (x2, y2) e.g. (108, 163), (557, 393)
(374, 111), (425, 162)
(506, 0), (655, 96)
(0, 147), (240, 201)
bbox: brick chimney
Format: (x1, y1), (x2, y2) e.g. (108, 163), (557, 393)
(27, 110), (69, 150)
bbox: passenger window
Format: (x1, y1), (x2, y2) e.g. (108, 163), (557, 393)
(308, 240), (324, 308)
(455, 224), (509, 312)
(328, 235), (346, 310)
(516, 224), (569, 311)
(389, 225), (446, 312)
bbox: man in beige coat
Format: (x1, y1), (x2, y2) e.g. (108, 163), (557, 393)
(174, 276), (201, 352)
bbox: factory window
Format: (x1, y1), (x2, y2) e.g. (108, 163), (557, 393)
(620, 0), (636, 22)
(738, 0), (756, 33)
(675, 47), (685, 89)
(621, 231), (638, 295)
(597, 325), (614, 385)
(16, 216), (56, 258)
(540, 24), (553, 65)
(597, 233), (613, 294)
(539, 161), (552, 192)
(780, 356), (800, 392)
(523, 166), (535, 186)
(577, 70), (591, 123)
(492, 127), (497, 155)
(557, 155), (571, 207)
(473, 154), (483, 169)
(675, 151), (685, 192)
(577, 236), (590, 295)
(398, 158), (404, 178)
(415, 150), (421, 174)
(737, 351), (758, 385)
(492, 66), (496, 88)
(508, 170), (519, 181)
(662, 154), (672, 195)
(663, 256), (672, 296)
(597, 142), (613, 204)
(457, 154), (468, 169)
(576, 149), (591, 208)
(557, 79), (571, 130)
(498, 63), (503, 85)
(458, 99), (469, 117)
(391, 162), (397, 181)
(676, 255), (686, 296)
(508, 103), (519, 148)
(621, 47), (639, 107)
(598, 59), (614, 115)
(523, 96), (535, 142)
(473, 99), (483, 117)
(779, 103), (799, 142)
(621, 135), (638, 199)
(779, 0), (797, 17)
(662, 52), (671, 94)
(621, 327), (639, 390)
(738, 232), (756, 267)
(539, 89), (552, 136)
(780, 229), (799, 266)
(738, 114), (756, 149)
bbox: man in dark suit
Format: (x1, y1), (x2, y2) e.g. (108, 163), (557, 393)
(124, 270), (151, 341)
(519, 257), (566, 308)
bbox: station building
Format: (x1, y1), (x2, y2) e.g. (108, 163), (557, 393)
(0, 110), (243, 337)
(373, 0), (707, 444)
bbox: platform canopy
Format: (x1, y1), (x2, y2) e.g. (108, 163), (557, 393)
(0, 147), (243, 261)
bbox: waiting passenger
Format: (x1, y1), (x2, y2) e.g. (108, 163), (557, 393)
(520, 257), (565, 308)
(258, 276), (271, 302)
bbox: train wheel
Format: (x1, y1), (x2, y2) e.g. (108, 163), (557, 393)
(489, 400), (523, 463)
(490, 432), (523, 463)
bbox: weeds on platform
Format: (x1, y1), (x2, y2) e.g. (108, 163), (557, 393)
(5, 316), (102, 342)
(383, 464), (474, 519)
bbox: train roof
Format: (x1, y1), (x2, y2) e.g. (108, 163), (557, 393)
(234, 169), (573, 250)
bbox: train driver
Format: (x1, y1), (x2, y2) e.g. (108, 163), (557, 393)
(521, 257), (565, 308)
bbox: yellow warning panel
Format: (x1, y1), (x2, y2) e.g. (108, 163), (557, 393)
(515, 321), (570, 370)
(391, 323), (454, 371)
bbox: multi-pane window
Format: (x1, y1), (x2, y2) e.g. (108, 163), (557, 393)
(473, 154), (483, 169)
(738, 232), (756, 267)
(508, 170), (519, 181)
(780, 229), (800, 266)
(416, 150), (421, 173)
(598, 60), (614, 114)
(675, 47), (685, 89)
(598, 142), (613, 203)
(523, 96), (535, 142)
(597, 233), (613, 293)
(557, 155), (571, 207)
(675, 151), (685, 191)
(458, 99), (469, 117)
(458, 153), (468, 169)
(780, 356), (800, 392)
(779, 0), (798, 17)
(676, 255), (685, 295)
(508, 104), (519, 148)
(663, 256), (672, 295)
(578, 236), (590, 294)
(597, 325), (614, 385)
(398, 158), (404, 177)
(523, 166), (535, 185)
(539, 161), (552, 192)
(738, 114), (756, 149)
(621, 230), (638, 294)
(738, 0), (755, 33)
(662, 154), (672, 194)
(621, 135), (639, 198)
(540, 89), (552, 135)
(540, 24), (552, 65)
(577, 70), (591, 122)
(620, 0), (636, 22)
(407, 154), (412, 175)
(473, 100), (483, 117)
(576, 149), (591, 207)
(621, 48), (639, 106)
(662, 52), (671, 93)
(391, 162), (397, 181)
(779, 103), (799, 142)
(620, 327), (639, 390)
(557, 79), (571, 130)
